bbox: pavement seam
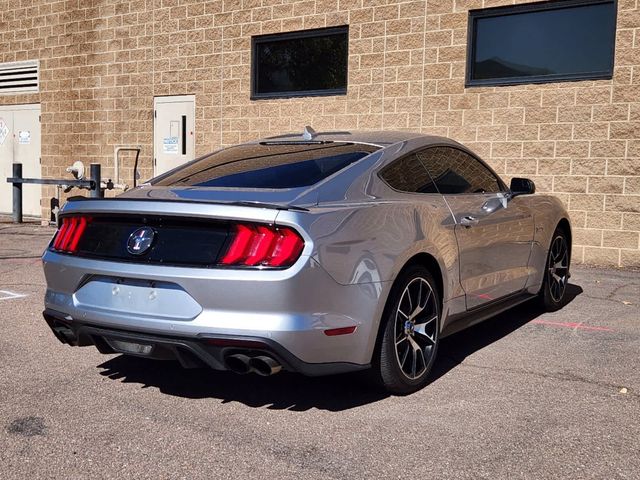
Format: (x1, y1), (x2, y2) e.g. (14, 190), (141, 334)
(456, 362), (639, 399)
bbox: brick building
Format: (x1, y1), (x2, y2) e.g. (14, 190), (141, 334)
(0, 0), (638, 267)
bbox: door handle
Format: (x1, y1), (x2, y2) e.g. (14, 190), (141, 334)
(460, 216), (479, 227)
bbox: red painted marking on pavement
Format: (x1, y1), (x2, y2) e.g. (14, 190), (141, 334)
(530, 319), (614, 332)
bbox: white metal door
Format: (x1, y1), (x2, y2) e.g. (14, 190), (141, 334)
(0, 111), (14, 215)
(153, 95), (195, 176)
(0, 104), (41, 217)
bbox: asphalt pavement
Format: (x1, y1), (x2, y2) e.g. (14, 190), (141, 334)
(0, 218), (638, 479)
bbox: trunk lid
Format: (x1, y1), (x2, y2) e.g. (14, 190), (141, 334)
(118, 185), (317, 209)
(53, 197), (286, 268)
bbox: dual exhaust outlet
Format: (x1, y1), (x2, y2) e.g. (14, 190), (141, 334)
(225, 354), (282, 376)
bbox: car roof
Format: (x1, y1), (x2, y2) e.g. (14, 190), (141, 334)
(258, 129), (461, 148)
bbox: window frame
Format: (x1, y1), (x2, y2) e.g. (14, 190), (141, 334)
(377, 145), (508, 196)
(465, 0), (618, 88)
(250, 26), (349, 100)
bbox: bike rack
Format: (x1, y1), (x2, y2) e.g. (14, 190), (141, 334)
(6, 163), (102, 224)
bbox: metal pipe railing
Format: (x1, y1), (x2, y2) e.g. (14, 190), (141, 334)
(6, 162), (102, 223)
(113, 145), (141, 189)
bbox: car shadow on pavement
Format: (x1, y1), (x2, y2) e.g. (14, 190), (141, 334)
(98, 356), (387, 411)
(432, 283), (583, 383)
(97, 283), (582, 411)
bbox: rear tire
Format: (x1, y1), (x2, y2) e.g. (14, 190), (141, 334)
(374, 266), (440, 395)
(539, 228), (570, 312)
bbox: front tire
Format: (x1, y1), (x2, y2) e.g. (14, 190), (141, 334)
(539, 228), (570, 312)
(374, 266), (440, 395)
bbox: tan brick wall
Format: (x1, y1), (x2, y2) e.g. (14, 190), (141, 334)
(420, 0), (640, 268)
(0, 0), (638, 267)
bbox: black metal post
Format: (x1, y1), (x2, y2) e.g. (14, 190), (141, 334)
(12, 163), (22, 224)
(90, 163), (102, 198)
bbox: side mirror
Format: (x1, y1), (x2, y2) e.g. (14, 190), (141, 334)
(510, 177), (536, 197)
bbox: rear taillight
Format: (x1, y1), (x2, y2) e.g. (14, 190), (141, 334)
(221, 223), (304, 268)
(52, 216), (90, 253)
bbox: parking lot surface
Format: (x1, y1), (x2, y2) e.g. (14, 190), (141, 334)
(0, 219), (638, 479)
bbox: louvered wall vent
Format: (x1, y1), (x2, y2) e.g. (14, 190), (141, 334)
(0, 60), (39, 94)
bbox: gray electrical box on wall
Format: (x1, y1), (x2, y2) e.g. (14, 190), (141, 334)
(153, 95), (196, 177)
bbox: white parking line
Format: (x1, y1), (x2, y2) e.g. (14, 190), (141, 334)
(0, 290), (28, 300)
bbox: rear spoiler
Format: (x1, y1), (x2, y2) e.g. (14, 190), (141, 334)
(65, 196), (309, 212)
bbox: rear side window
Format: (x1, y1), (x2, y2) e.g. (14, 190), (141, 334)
(378, 154), (439, 194)
(152, 142), (379, 189)
(418, 147), (502, 194)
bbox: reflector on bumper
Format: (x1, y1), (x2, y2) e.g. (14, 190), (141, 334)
(106, 339), (154, 355)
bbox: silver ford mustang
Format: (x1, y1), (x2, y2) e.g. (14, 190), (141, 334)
(42, 129), (571, 394)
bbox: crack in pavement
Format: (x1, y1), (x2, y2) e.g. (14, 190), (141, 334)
(455, 361), (639, 399)
(578, 291), (639, 305)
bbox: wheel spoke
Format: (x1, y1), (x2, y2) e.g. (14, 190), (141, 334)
(406, 336), (426, 378)
(417, 348), (426, 373)
(406, 287), (413, 314)
(400, 343), (410, 368)
(411, 347), (417, 377)
(407, 335), (421, 352)
(414, 316), (437, 344)
(409, 289), (431, 321)
(409, 304), (424, 320)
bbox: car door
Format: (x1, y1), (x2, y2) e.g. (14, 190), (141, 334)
(418, 146), (534, 310)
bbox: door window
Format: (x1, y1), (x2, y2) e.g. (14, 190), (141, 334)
(418, 147), (501, 194)
(378, 154), (438, 194)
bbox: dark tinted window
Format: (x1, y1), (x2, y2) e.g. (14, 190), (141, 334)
(418, 147), (501, 194)
(252, 26), (348, 98)
(379, 154), (439, 194)
(152, 142), (379, 189)
(467, 0), (616, 86)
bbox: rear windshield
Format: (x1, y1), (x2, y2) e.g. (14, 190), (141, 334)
(152, 142), (380, 189)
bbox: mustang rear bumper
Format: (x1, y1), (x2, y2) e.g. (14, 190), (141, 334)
(42, 247), (391, 367)
(43, 309), (369, 376)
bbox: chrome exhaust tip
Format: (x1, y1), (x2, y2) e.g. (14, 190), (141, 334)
(248, 356), (282, 376)
(225, 354), (252, 375)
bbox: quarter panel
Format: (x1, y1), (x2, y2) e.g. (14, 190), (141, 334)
(525, 195), (571, 292)
(289, 198), (459, 298)
(280, 193), (461, 363)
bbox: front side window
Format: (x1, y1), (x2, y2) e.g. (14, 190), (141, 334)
(152, 142), (379, 189)
(378, 154), (439, 194)
(251, 26), (349, 99)
(467, 0), (616, 86)
(418, 147), (502, 194)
